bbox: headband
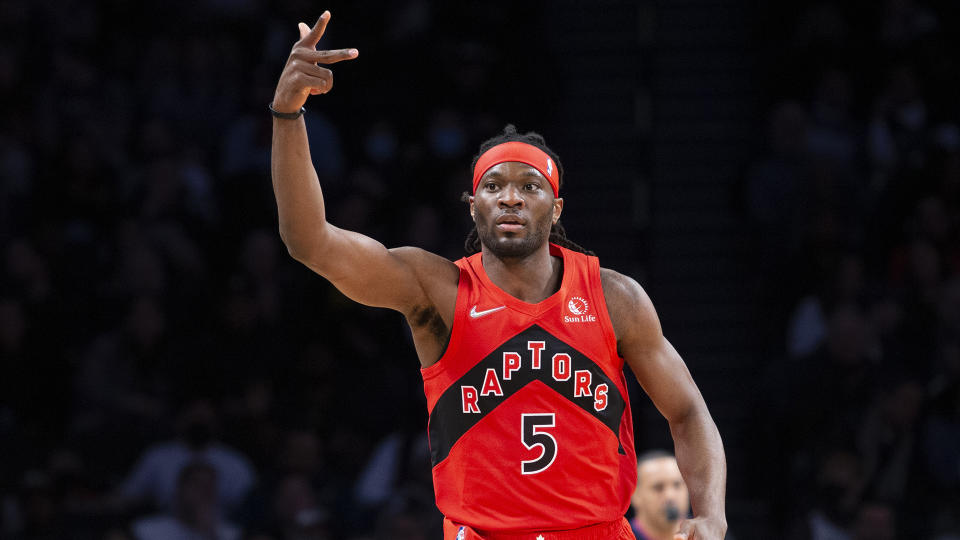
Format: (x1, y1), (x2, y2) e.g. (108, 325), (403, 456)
(472, 141), (559, 197)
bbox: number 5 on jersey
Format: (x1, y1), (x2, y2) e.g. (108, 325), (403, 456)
(521, 413), (557, 474)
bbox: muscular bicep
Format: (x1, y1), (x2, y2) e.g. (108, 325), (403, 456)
(295, 224), (457, 313)
(602, 269), (706, 424)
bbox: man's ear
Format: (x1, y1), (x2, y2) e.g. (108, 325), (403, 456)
(469, 196), (476, 221)
(552, 197), (564, 224)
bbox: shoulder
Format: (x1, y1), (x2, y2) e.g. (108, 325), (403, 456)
(599, 267), (662, 344)
(599, 267), (653, 317)
(389, 246), (460, 284)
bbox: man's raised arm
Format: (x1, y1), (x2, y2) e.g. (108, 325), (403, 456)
(270, 12), (456, 314)
(271, 12), (356, 262)
(602, 269), (727, 540)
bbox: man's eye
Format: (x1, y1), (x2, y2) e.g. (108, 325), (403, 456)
(525, 183), (540, 190)
(484, 182), (498, 190)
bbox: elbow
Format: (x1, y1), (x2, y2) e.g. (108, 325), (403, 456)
(278, 225), (329, 266)
(278, 226), (307, 262)
(668, 400), (710, 431)
(668, 402), (697, 426)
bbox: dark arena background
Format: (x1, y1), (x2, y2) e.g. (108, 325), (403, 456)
(1, 0), (959, 538)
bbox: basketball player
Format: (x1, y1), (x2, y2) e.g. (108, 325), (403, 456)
(630, 451), (691, 540)
(270, 12), (726, 540)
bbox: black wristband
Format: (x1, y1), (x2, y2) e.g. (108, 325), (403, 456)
(269, 102), (305, 119)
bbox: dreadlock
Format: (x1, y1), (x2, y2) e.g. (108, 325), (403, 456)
(463, 124), (594, 256)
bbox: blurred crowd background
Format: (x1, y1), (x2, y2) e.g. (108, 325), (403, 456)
(749, 2), (959, 539)
(0, 0), (957, 539)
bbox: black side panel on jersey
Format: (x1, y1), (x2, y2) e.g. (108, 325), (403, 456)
(428, 324), (626, 466)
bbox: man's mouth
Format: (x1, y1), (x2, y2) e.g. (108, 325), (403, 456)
(495, 214), (526, 232)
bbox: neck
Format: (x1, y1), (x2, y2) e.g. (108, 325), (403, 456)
(481, 243), (561, 303)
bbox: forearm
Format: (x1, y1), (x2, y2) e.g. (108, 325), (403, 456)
(270, 116), (330, 259)
(669, 405), (727, 527)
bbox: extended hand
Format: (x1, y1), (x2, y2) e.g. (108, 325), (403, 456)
(674, 516), (727, 540)
(272, 10), (358, 113)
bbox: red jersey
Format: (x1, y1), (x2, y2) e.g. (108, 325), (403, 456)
(421, 244), (637, 533)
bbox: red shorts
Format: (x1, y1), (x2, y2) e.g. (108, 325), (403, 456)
(442, 517), (635, 540)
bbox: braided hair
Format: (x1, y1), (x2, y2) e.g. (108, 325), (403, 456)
(463, 125), (593, 256)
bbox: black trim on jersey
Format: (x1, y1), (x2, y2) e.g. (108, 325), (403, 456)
(428, 325), (626, 466)
(430, 271), (460, 362)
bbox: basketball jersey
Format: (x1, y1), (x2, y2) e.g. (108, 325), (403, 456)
(421, 244), (637, 532)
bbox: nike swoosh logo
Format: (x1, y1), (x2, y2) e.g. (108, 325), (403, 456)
(469, 305), (506, 319)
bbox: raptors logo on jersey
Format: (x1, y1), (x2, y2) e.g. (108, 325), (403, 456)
(429, 325), (625, 469)
(421, 244), (637, 533)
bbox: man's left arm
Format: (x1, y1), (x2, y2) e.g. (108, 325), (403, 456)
(602, 269), (727, 540)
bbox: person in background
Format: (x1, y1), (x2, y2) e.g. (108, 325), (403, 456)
(630, 451), (691, 540)
(120, 398), (256, 513)
(132, 461), (241, 540)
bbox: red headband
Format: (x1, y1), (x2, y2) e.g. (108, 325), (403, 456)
(472, 141), (559, 197)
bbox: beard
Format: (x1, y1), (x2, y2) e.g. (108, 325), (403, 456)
(475, 212), (552, 260)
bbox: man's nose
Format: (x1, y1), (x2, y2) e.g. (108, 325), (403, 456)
(498, 184), (524, 208)
(664, 489), (685, 506)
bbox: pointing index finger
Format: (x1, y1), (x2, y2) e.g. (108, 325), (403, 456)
(308, 48), (359, 64)
(300, 10), (330, 47)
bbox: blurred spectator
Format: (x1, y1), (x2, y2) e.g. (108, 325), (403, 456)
(807, 69), (858, 167)
(855, 378), (924, 504)
(351, 425), (438, 537)
(236, 427), (327, 535)
(772, 304), (879, 458)
(878, 0), (938, 46)
(74, 296), (168, 425)
(750, 3), (960, 537)
(120, 398), (255, 513)
(629, 450), (690, 540)
(787, 449), (861, 540)
(851, 501), (896, 540)
(745, 100), (810, 256)
(786, 252), (865, 358)
(269, 472), (331, 540)
(353, 429), (430, 510)
(131, 461), (241, 540)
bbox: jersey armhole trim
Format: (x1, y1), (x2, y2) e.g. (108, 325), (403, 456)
(591, 258), (621, 364)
